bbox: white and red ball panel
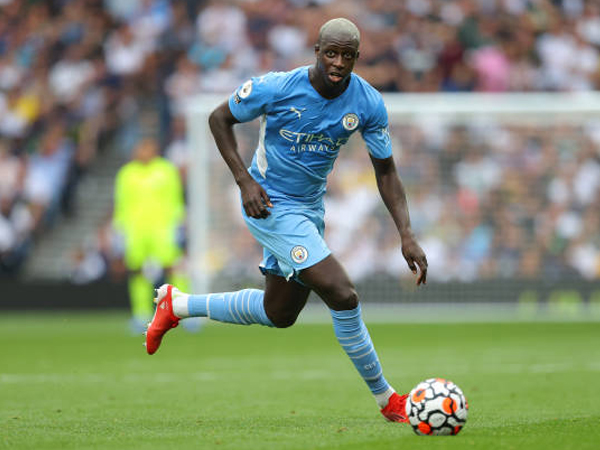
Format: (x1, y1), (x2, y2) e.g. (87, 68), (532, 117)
(406, 378), (468, 436)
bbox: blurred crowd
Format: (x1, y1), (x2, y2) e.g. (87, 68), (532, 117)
(333, 121), (600, 282)
(1, 0), (599, 282)
(0, 0), (118, 274)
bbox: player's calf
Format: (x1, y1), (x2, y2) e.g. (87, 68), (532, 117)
(263, 302), (303, 328)
(265, 310), (299, 328)
(161, 287), (275, 327)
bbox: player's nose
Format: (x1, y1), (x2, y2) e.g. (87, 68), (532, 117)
(332, 54), (345, 69)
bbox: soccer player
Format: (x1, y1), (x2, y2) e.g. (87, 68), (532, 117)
(145, 18), (428, 423)
(114, 138), (188, 331)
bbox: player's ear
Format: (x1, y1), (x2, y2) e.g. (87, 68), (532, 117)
(355, 50), (360, 60)
(314, 43), (320, 55)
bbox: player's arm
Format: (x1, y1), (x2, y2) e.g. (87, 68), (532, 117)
(208, 101), (272, 219)
(370, 155), (428, 285)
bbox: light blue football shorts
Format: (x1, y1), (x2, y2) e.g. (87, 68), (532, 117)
(242, 203), (331, 282)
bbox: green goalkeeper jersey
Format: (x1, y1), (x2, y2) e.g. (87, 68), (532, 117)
(114, 157), (184, 234)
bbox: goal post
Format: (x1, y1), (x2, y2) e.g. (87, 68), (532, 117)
(186, 92), (600, 320)
(185, 94), (222, 303)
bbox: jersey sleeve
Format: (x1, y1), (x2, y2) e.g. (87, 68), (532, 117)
(360, 96), (393, 159)
(228, 73), (279, 123)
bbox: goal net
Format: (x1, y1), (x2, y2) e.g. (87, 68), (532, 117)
(186, 92), (600, 319)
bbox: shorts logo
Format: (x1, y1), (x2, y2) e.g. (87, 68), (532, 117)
(238, 79), (253, 99)
(342, 113), (359, 131)
(291, 245), (308, 264)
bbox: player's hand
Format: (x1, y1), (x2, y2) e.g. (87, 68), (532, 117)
(401, 235), (428, 285)
(239, 178), (273, 219)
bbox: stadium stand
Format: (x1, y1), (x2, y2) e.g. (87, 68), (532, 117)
(1, 0), (598, 284)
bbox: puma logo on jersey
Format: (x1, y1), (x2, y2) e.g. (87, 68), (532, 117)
(290, 107), (306, 119)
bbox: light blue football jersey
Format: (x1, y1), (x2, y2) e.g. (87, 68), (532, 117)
(228, 66), (392, 206)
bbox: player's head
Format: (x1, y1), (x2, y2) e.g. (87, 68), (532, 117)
(314, 18), (360, 87)
(133, 138), (159, 164)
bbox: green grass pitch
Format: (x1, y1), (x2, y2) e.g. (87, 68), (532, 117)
(1, 312), (599, 449)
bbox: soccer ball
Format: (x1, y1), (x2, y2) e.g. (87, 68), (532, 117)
(405, 378), (468, 436)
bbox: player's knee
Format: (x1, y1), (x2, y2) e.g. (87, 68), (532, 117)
(325, 285), (359, 311)
(339, 287), (359, 310)
(264, 304), (300, 328)
(269, 312), (299, 328)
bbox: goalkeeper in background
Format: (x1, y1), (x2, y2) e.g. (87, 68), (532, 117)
(113, 138), (188, 331)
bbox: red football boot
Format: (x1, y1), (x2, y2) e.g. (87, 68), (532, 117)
(380, 392), (409, 423)
(145, 284), (180, 355)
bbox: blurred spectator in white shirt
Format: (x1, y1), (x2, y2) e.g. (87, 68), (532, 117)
(196, 0), (248, 54)
(24, 121), (74, 228)
(49, 44), (96, 104)
(104, 22), (154, 77)
(164, 55), (202, 116)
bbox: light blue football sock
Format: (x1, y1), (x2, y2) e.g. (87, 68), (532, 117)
(330, 305), (391, 395)
(187, 289), (274, 327)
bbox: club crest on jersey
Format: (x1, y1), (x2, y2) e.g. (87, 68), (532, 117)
(291, 245), (308, 264)
(238, 79), (253, 99)
(342, 113), (359, 131)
